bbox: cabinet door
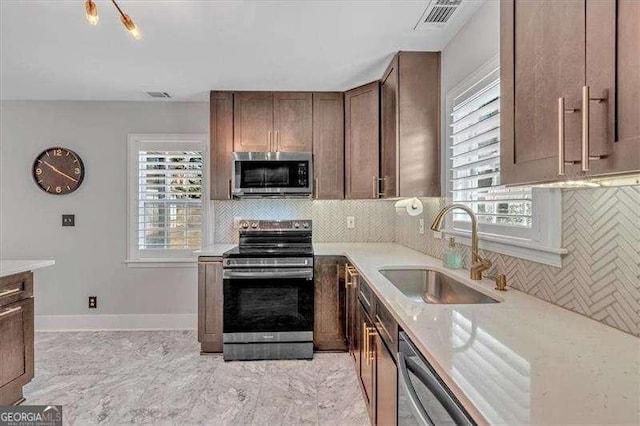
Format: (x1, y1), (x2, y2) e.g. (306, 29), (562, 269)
(345, 82), (380, 199)
(313, 257), (347, 351)
(273, 92), (313, 152)
(198, 260), (223, 352)
(233, 92), (273, 152)
(313, 92), (344, 199)
(210, 92), (234, 199)
(586, 0), (640, 176)
(346, 267), (358, 363)
(376, 334), (397, 426)
(0, 298), (34, 406)
(359, 301), (375, 421)
(381, 58), (399, 198)
(501, 0), (586, 184)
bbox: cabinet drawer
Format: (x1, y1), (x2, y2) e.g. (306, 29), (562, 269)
(374, 300), (398, 356)
(358, 277), (374, 316)
(0, 272), (33, 308)
(0, 297), (34, 403)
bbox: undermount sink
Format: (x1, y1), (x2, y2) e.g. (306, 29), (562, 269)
(379, 268), (499, 304)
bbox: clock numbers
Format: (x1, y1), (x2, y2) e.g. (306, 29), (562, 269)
(53, 149), (63, 156)
(75, 168), (81, 175)
(55, 186), (62, 193)
(36, 168), (42, 175)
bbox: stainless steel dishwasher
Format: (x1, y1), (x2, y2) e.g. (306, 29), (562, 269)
(398, 332), (476, 426)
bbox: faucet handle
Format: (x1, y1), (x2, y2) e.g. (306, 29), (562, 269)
(495, 274), (508, 291)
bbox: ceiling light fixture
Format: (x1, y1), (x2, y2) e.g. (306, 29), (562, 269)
(85, 0), (99, 26)
(84, 0), (141, 40)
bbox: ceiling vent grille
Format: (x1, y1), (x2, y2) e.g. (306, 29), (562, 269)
(146, 91), (172, 99)
(415, 0), (462, 29)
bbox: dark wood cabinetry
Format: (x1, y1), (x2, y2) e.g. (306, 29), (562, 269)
(198, 257), (223, 353)
(345, 262), (398, 426)
(381, 52), (441, 198)
(313, 256), (347, 351)
(345, 82), (381, 199)
(313, 92), (345, 199)
(273, 92), (313, 152)
(501, 0), (639, 185)
(0, 272), (34, 406)
(233, 92), (274, 152)
(210, 91), (234, 200)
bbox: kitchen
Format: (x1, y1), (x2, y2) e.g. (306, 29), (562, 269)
(0, 1), (639, 425)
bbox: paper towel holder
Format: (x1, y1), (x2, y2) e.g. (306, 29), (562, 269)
(394, 197), (424, 216)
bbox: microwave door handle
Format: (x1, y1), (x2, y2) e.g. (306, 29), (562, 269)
(398, 352), (435, 426)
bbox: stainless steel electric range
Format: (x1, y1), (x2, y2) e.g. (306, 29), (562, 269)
(222, 220), (314, 361)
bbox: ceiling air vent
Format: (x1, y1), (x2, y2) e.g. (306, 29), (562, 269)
(415, 0), (462, 29)
(146, 91), (172, 99)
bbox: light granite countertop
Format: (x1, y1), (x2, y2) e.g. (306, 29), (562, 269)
(0, 259), (55, 278)
(313, 243), (640, 426)
(195, 244), (237, 257)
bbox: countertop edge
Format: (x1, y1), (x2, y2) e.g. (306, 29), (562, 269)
(0, 260), (56, 278)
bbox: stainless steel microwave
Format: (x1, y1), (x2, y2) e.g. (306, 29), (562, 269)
(231, 152), (313, 198)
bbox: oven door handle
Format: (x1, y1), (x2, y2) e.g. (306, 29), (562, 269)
(398, 351), (435, 426)
(223, 268), (313, 280)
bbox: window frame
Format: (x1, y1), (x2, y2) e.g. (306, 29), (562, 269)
(126, 134), (208, 267)
(442, 55), (566, 267)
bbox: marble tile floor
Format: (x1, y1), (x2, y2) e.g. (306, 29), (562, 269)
(23, 331), (369, 426)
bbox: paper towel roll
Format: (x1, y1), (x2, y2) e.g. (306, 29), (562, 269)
(394, 197), (423, 216)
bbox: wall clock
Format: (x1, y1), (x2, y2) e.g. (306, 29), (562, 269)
(32, 147), (85, 194)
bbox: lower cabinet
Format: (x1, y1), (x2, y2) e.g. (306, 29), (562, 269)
(198, 257), (224, 353)
(346, 263), (398, 426)
(0, 272), (35, 405)
(313, 256), (348, 351)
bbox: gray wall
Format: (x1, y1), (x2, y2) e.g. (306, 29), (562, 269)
(0, 101), (208, 318)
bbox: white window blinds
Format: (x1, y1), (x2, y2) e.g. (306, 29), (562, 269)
(136, 149), (203, 251)
(449, 75), (532, 228)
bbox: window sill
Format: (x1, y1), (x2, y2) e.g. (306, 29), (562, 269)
(442, 229), (567, 268)
(125, 259), (197, 268)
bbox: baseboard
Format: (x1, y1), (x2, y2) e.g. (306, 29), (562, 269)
(34, 314), (197, 331)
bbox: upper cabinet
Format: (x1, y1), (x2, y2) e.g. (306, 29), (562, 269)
(273, 92), (313, 152)
(345, 82), (380, 199)
(210, 91), (234, 200)
(233, 92), (274, 152)
(501, 0), (640, 185)
(380, 51), (441, 198)
(313, 92), (345, 199)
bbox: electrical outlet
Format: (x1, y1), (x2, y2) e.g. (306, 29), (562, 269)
(233, 217), (242, 229)
(62, 214), (75, 227)
(88, 296), (97, 309)
(433, 231), (442, 240)
(346, 216), (355, 229)
(419, 219), (425, 235)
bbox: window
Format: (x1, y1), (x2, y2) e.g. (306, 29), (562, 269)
(444, 56), (564, 266)
(127, 134), (207, 265)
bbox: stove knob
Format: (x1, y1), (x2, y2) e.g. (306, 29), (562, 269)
(251, 222), (259, 229)
(302, 222), (309, 229)
(293, 222), (300, 229)
(240, 221), (249, 229)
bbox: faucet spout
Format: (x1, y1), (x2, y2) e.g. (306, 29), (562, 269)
(430, 204), (491, 280)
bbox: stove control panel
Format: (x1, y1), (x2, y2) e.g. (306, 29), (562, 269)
(238, 220), (312, 232)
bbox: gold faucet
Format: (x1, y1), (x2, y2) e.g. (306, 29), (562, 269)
(430, 204), (492, 280)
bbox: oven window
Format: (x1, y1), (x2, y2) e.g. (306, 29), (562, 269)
(224, 277), (313, 333)
(238, 161), (309, 188)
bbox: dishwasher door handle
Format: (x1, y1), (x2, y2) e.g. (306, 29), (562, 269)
(398, 351), (434, 426)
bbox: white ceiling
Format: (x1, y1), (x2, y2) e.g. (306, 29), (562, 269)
(0, 0), (483, 101)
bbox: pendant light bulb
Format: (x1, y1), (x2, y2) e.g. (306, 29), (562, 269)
(120, 14), (141, 40)
(85, 0), (99, 25)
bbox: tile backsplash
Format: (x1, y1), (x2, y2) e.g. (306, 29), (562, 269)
(395, 186), (640, 337)
(210, 199), (396, 243)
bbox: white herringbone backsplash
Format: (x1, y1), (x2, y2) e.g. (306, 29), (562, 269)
(210, 199), (396, 243)
(396, 186), (640, 336)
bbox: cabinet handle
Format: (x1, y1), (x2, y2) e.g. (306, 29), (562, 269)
(581, 86), (607, 172)
(372, 176), (379, 199)
(557, 97), (580, 176)
(0, 287), (21, 299)
(314, 178), (319, 198)
(0, 306), (21, 319)
(268, 130), (272, 151)
(363, 323), (369, 364)
(367, 326), (377, 363)
(345, 265), (358, 288)
(275, 130), (279, 152)
(227, 179), (232, 199)
(378, 177), (386, 197)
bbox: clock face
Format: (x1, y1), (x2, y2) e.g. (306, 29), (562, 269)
(32, 147), (85, 195)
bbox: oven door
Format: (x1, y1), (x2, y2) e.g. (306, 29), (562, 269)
(232, 152), (313, 196)
(223, 268), (314, 337)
